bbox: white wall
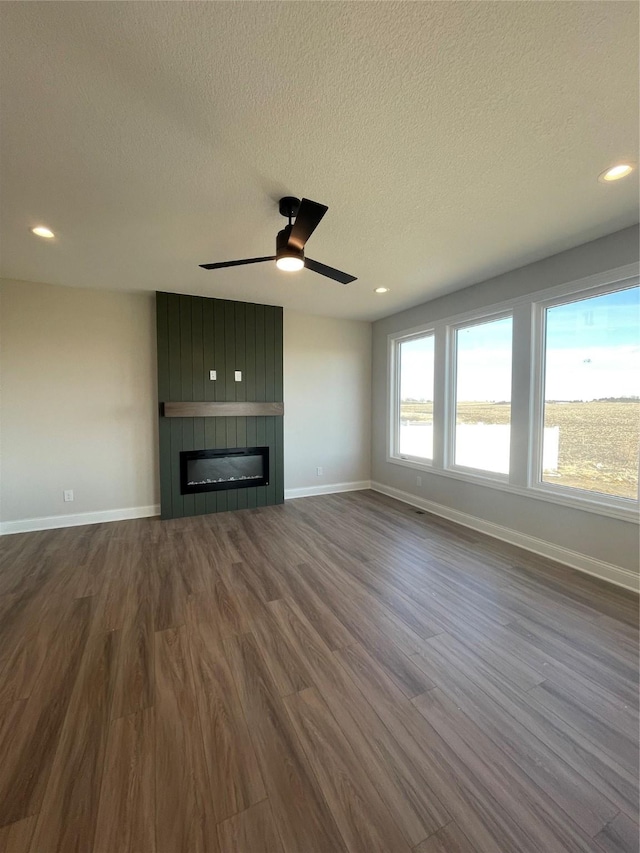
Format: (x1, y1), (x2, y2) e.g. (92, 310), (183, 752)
(0, 279), (159, 528)
(371, 226), (640, 588)
(284, 311), (371, 495)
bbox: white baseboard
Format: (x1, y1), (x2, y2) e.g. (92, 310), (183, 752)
(371, 481), (639, 593)
(0, 504), (160, 535)
(285, 480), (371, 500)
(2, 485), (373, 532)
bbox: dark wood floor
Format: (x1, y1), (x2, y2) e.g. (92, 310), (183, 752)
(0, 490), (638, 853)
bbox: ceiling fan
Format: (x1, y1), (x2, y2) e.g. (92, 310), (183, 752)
(199, 196), (357, 285)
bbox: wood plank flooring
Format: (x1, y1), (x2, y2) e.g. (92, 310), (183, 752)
(0, 490), (637, 853)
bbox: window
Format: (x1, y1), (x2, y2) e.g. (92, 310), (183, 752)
(387, 265), (639, 520)
(539, 285), (640, 501)
(397, 334), (435, 461)
(452, 315), (513, 475)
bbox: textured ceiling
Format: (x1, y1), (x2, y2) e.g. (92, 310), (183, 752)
(1, 1), (638, 321)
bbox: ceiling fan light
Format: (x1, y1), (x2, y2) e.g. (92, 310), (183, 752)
(275, 225), (304, 272)
(276, 255), (304, 272)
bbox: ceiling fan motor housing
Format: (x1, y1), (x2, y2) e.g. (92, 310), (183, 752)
(276, 225), (303, 263)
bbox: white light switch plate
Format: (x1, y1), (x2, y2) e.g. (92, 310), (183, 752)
(63, 489), (74, 502)
(209, 370), (217, 380)
(234, 370), (242, 381)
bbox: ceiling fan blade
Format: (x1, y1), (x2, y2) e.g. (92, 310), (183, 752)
(199, 256), (275, 270)
(288, 198), (328, 251)
(304, 257), (357, 285)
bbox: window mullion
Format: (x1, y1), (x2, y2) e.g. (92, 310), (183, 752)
(509, 303), (534, 487)
(432, 325), (448, 470)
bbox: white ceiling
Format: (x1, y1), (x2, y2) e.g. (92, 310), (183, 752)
(1, 1), (638, 321)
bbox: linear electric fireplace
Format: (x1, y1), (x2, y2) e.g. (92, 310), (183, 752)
(180, 447), (269, 495)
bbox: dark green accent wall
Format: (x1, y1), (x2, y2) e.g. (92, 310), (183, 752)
(156, 292), (284, 519)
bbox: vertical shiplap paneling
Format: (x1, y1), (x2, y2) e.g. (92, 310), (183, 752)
(205, 416), (219, 516)
(193, 416), (207, 515)
(233, 302), (245, 513)
(181, 417), (196, 518)
(225, 416), (237, 451)
(264, 306), (276, 405)
(167, 293), (184, 518)
(180, 297), (195, 517)
(215, 417), (228, 514)
(224, 301), (236, 403)
(179, 296), (193, 403)
(156, 293), (170, 403)
(275, 415), (284, 505)
(159, 420), (173, 519)
(274, 308), (283, 402)
(243, 302), (258, 509)
(213, 300), (229, 512)
(203, 299), (217, 515)
(236, 416), (248, 510)
(236, 416), (247, 451)
(245, 303), (256, 403)
(191, 298), (206, 515)
(245, 416), (258, 509)
(254, 304), (266, 403)
(265, 414), (276, 507)
(235, 302), (246, 404)
(157, 294), (283, 519)
(170, 418), (184, 519)
(191, 297), (204, 402)
(204, 437), (217, 516)
(214, 300), (226, 403)
(225, 412), (239, 512)
(256, 416), (267, 508)
(202, 297), (215, 403)
(167, 293), (182, 402)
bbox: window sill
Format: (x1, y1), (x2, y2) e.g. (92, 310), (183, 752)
(393, 455), (434, 471)
(386, 454), (639, 523)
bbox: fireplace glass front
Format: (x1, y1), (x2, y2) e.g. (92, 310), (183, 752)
(180, 447), (269, 494)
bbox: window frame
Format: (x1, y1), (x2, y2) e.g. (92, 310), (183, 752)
(389, 328), (436, 468)
(444, 310), (514, 481)
(386, 262), (639, 523)
(529, 278), (640, 515)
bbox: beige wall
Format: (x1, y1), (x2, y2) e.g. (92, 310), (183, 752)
(284, 311), (371, 493)
(0, 279), (159, 525)
(0, 281), (373, 527)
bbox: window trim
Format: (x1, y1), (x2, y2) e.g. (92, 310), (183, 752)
(389, 328), (435, 466)
(386, 262), (639, 524)
(529, 277), (640, 513)
(444, 309), (514, 480)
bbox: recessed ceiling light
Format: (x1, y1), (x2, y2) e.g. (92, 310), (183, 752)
(31, 226), (55, 239)
(598, 164), (634, 183)
(374, 287), (389, 294)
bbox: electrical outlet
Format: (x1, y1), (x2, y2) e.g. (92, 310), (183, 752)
(316, 466), (323, 476)
(416, 476), (422, 486)
(63, 489), (74, 502)
(234, 370), (242, 382)
(209, 370), (217, 381)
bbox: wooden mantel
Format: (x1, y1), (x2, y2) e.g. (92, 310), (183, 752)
(162, 401), (284, 418)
